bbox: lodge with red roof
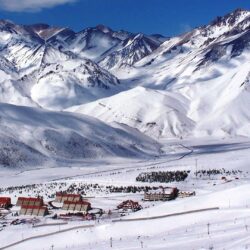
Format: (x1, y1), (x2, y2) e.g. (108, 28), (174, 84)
(19, 205), (49, 217)
(55, 192), (82, 203)
(0, 197), (11, 209)
(62, 200), (91, 213)
(16, 197), (44, 207)
(117, 200), (142, 212)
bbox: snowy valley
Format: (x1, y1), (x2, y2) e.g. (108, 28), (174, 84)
(0, 8), (250, 250)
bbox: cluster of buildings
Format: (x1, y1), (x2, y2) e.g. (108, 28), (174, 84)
(0, 193), (92, 217)
(14, 193), (92, 217)
(0, 186), (193, 219)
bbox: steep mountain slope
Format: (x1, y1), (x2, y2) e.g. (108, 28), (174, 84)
(0, 20), (165, 71)
(190, 53), (250, 137)
(69, 86), (194, 138)
(0, 21), (165, 110)
(30, 46), (120, 110)
(99, 34), (161, 70)
(132, 8), (250, 85)
(52, 25), (122, 61)
(98, 8), (250, 138)
(25, 23), (68, 40)
(0, 23), (121, 109)
(47, 24), (164, 63)
(0, 9), (250, 141)
(0, 103), (162, 168)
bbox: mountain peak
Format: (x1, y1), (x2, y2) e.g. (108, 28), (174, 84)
(232, 8), (249, 15)
(210, 8), (250, 27)
(26, 23), (67, 40)
(95, 24), (113, 33)
(28, 23), (51, 30)
(0, 19), (14, 26)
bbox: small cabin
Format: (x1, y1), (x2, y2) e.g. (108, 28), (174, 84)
(0, 197), (11, 209)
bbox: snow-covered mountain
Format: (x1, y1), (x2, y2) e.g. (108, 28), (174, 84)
(99, 34), (162, 70)
(131, 8), (250, 138)
(0, 23), (123, 109)
(71, 8), (250, 139)
(0, 20), (168, 166)
(69, 86), (195, 138)
(0, 8), (250, 147)
(30, 46), (120, 109)
(0, 21), (165, 110)
(0, 103), (162, 168)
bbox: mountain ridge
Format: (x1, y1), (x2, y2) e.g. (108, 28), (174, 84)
(0, 8), (249, 142)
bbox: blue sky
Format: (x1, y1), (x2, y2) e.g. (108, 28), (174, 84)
(0, 0), (250, 36)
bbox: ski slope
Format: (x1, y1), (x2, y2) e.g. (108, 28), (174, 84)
(1, 138), (250, 250)
(0, 103), (162, 168)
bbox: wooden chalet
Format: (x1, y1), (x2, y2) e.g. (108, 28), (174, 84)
(0, 197), (11, 209)
(144, 187), (178, 201)
(117, 200), (142, 212)
(16, 197), (44, 207)
(62, 200), (91, 213)
(55, 193), (82, 203)
(20, 205), (48, 217)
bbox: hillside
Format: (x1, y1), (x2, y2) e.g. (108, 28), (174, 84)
(70, 9), (250, 139)
(69, 86), (195, 138)
(0, 103), (162, 168)
(0, 9), (249, 142)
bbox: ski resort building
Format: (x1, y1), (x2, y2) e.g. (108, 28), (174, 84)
(16, 197), (44, 207)
(19, 205), (48, 217)
(117, 200), (142, 212)
(55, 193), (82, 203)
(0, 197), (11, 209)
(62, 200), (91, 213)
(178, 191), (196, 198)
(144, 187), (178, 201)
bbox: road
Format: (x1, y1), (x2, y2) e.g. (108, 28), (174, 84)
(112, 207), (219, 222)
(0, 224), (94, 250)
(0, 206), (219, 250)
(51, 143), (194, 182)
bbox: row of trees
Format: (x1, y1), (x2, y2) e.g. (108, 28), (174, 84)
(195, 168), (243, 177)
(136, 170), (190, 183)
(0, 182), (165, 200)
